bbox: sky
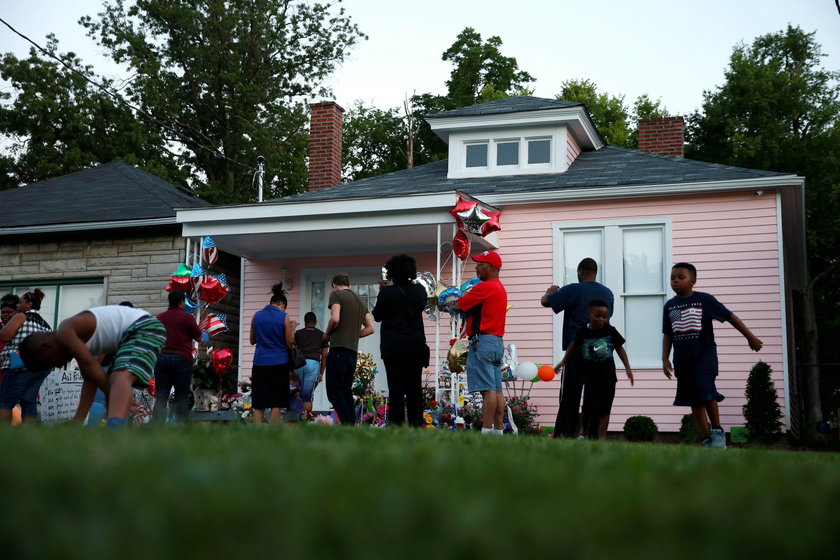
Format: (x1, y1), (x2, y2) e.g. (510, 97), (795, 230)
(1, 0), (839, 117)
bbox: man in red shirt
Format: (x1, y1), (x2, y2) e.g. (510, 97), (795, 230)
(152, 291), (202, 423)
(453, 251), (508, 434)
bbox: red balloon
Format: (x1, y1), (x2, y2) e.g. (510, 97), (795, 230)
(198, 277), (229, 304)
(481, 209), (501, 236)
(452, 229), (471, 260)
(211, 348), (233, 377)
(538, 364), (556, 382)
(166, 275), (193, 293)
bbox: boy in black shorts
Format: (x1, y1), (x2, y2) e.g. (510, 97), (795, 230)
(556, 299), (633, 440)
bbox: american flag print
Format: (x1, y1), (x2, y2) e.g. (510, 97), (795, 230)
(202, 236), (219, 265)
(670, 305), (702, 334)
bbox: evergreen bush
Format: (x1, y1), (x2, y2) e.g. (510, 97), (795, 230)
(623, 415), (658, 442)
(678, 413), (703, 444)
(743, 361), (783, 444)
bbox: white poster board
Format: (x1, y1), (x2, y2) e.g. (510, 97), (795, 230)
(39, 368), (83, 423)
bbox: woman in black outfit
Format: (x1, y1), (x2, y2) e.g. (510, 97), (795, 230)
(372, 254), (428, 427)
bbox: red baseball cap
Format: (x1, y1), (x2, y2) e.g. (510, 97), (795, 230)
(472, 250), (502, 269)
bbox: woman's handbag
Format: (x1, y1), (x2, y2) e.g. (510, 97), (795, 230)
(289, 347), (307, 370)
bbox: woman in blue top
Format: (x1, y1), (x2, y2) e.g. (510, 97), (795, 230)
(250, 283), (297, 423)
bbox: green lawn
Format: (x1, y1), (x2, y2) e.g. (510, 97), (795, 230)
(1, 425), (838, 559)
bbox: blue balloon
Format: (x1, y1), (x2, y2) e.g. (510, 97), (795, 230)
(460, 277), (481, 293)
(438, 287), (463, 313)
(184, 297), (199, 312)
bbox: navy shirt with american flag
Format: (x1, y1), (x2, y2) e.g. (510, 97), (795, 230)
(663, 291), (732, 372)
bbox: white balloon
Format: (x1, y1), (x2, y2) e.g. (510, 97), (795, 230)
(515, 361), (538, 381)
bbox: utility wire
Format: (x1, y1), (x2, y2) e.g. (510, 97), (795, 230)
(0, 16), (252, 171)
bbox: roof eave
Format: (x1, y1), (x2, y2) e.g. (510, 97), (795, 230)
(176, 191), (459, 238)
(477, 174), (805, 206)
(0, 217), (177, 237)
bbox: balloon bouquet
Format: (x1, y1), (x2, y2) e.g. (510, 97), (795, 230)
(165, 236), (234, 412)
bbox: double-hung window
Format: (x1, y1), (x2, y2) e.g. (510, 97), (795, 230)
(0, 279), (105, 329)
(553, 218), (671, 368)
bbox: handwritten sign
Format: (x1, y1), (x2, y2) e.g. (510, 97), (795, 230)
(39, 368), (155, 424)
(39, 368), (84, 423)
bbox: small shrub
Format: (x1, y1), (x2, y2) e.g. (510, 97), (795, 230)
(678, 413), (705, 444)
(743, 361), (783, 444)
(623, 415), (658, 442)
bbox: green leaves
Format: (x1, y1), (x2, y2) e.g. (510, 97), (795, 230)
(1, 1), (365, 202)
(556, 79), (669, 148)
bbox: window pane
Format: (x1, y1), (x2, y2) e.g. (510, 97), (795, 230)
(310, 281), (324, 324)
(466, 144), (487, 168)
(528, 139), (550, 164)
(496, 142), (519, 166)
(563, 230), (602, 285)
(623, 228), (664, 293)
(367, 283), (379, 312)
(26, 285), (57, 328)
(624, 296), (663, 363)
(57, 284), (104, 326)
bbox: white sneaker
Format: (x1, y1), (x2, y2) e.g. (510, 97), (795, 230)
(710, 428), (727, 449)
(700, 437), (712, 448)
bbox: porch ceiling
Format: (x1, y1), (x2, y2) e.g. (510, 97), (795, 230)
(208, 223), (497, 260)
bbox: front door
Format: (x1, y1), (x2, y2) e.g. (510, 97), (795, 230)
(300, 269), (385, 412)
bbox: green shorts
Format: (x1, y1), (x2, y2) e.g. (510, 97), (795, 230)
(109, 316), (167, 388)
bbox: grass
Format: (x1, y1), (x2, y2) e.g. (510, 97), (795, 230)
(1, 425), (839, 560)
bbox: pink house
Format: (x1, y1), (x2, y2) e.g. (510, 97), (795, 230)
(177, 97), (805, 433)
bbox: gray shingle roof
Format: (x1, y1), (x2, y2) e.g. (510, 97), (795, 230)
(425, 96), (583, 119)
(0, 161), (211, 228)
(278, 146), (789, 203)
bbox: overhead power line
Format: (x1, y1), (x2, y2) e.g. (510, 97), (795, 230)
(0, 16), (252, 171)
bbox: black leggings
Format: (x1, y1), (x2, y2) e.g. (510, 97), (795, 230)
(383, 356), (424, 427)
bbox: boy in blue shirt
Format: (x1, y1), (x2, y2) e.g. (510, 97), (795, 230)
(662, 263), (763, 448)
(556, 299), (633, 440)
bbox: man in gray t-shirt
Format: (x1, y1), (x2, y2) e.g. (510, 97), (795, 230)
(322, 273), (375, 425)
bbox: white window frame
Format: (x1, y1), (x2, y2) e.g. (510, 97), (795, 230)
(448, 126), (567, 178)
(0, 278), (106, 329)
(551, 217), (672, 369)
(494, 138), (520, 167)
(464, 141), (489, 168)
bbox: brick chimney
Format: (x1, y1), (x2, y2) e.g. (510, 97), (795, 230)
(308, 101), (344, 191)
(637, 116), (684, 158)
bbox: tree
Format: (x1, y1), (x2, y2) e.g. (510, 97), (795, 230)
(743, 361), (784, 444)
(556, 80), (669, 148)
(341, 102), (406, 182)
(441, 27), (534, 109)
(77, 0), (364, 203)
(343, 27), (535, 177)
(0, 36), (183, 189)
(686, 25), (840, 444)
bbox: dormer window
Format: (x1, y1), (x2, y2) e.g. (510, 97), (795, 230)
(465, 143), (488, 168)
(496, 141), (519, 166)
(450, 129), (563, 178)
(528, 138), (551, 164)
(428, 98), (603, 179)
